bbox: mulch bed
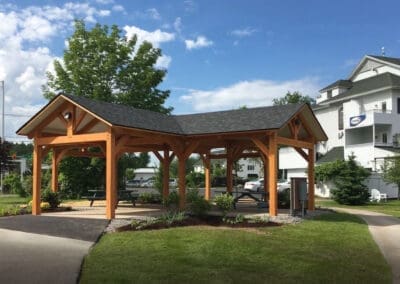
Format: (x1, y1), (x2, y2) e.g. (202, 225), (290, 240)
(116, 215), (281, 232)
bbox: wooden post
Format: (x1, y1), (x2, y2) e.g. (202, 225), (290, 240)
(226, 148), (233, 194)
(32, 141), (42, 215)
(308, 147), (315, 210)
(268, 133), (278, 216)
(51, 149), (58, 192)
(106, 131), (116, 219)
(204, 154), (211, 200)
(178, 154), (186, 209)
(263, 155), (268, 196)
(162, 149), (170, 199)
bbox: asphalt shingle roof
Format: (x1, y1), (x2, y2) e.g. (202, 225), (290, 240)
(316, 146), (344, 164)
(318, 72), (400, 105)
(319, 80), (352, 92)
(368, 55), (400, 66)
(64, 94), (304, 135)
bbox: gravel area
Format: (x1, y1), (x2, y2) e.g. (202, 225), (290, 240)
(104, 209), (333, 233)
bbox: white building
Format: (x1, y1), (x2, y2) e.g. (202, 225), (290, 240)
(133, 167), (157, 181)
(280, 55), (400, 198)
(193, 152), (263, 180)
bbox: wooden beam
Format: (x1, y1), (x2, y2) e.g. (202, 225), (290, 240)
(36, 132), (108, 146)
(106, 130), (117, 219)
(268, 133), (278, 216)
(51, 149), (58, 192)
(252, 138), (269, 156)
(204, 153), (211, 200)
(74, 111), (87, 132)
(32, 141), (42, 215)
(178, 154), (186, 210)
(77, 118), (99, 134)
(152, 151), (163, 162)
(308, 147), (315, 211)
(226, 147), (234, 194)
(162, 148), (170, 200)
(276, 136), (313, 149)
(294, 147), (308, 161)
(28, 101), (69, 138)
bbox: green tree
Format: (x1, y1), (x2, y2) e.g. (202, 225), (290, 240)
(43, 20), (172, 114)
(272, 91), (315, 106)
(0, 140), (15, 191)
(316, 155), (370, 205)
(381, 157), (400, 200)
(42, 21), (170, 197)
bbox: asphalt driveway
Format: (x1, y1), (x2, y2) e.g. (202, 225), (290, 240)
(0, 215), (108, 284)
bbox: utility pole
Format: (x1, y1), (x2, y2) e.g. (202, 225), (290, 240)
(0, 80), (4, 193)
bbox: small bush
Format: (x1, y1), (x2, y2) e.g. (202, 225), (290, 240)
(278, 188), (290, 208)
(139, 192), (161, 204)
(41, 189), (61, 209)
(40, 202), (51, 210)
(215, 193), (235, 217)
(3, 174), (26, 197)
(163, 191), (180, 210)
(186, 188), (211, 217)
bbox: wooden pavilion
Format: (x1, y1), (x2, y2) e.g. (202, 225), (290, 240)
(17, 94), (327, 219)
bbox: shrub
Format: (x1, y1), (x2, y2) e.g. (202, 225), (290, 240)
(330, 155), (370, 205)
(139, 192), (161, 204)
(278, 188), (290, 208)
(186, 188), (210, 217)
(41, 189), (61, 209)
(3, 173), (26, 197)
(163, 191), (180, 211)
(40, 202), (51, 210)
(215, 193), (235, 217)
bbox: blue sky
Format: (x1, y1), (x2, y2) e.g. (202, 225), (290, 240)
(1, 0), (400, 141)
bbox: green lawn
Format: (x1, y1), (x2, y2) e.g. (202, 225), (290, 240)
(80, 213), (391, 284)
(316, 198), (400, 218)
(0, 195), (29, 216)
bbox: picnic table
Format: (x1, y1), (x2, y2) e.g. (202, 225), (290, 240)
(214, 189), (267, 208)
(82, 189), (139, 207)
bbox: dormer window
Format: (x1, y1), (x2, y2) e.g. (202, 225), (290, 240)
(338, 106), (344, 130)
(327, 90), (332, 99)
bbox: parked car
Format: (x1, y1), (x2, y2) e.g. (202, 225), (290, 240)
(141, 178), (155, 188)
(169, 178), (177, 187)
(126, 179), (141, 188)
(244, 179), (291, 192)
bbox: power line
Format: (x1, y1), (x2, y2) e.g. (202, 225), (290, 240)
(3, 113), (32, 118)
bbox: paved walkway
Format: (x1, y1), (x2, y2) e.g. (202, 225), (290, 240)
(332, 207), (400, 284)
(0, 215), (108, 284)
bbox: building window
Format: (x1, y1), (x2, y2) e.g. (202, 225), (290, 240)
(247, 165), (255, 171)
(382, 102), (387, 113)
(383, 133), (387, 144)
(397, 98), (400, 114)
(338, 107), (344, 130)
(327, 90), (332, 99)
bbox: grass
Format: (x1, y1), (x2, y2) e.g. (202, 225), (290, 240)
(80, 213), (391, 284)
(316, 198), (400, 218)
(0, 194), (30, 216)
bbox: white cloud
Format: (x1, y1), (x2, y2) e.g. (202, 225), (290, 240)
(174, 17), (182, 34)
(96, 0), (114, 4)
(0, 2), (120, 141)
(124, 26), (175, 48)
(19, 15), (56, 41)
(155, 55), (172, 69)
(183, 0), (197, 12)
(231, 27), (257, 37)
(185, 36), (213, 50)
(146, 8), (161, 20)
(112, 5), (125, 12)
(180, 78), (320, 112)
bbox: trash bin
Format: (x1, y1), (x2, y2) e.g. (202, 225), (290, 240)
(290, 178), (308, 217)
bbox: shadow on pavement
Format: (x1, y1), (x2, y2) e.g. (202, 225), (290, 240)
(0, 215), (109, 242)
